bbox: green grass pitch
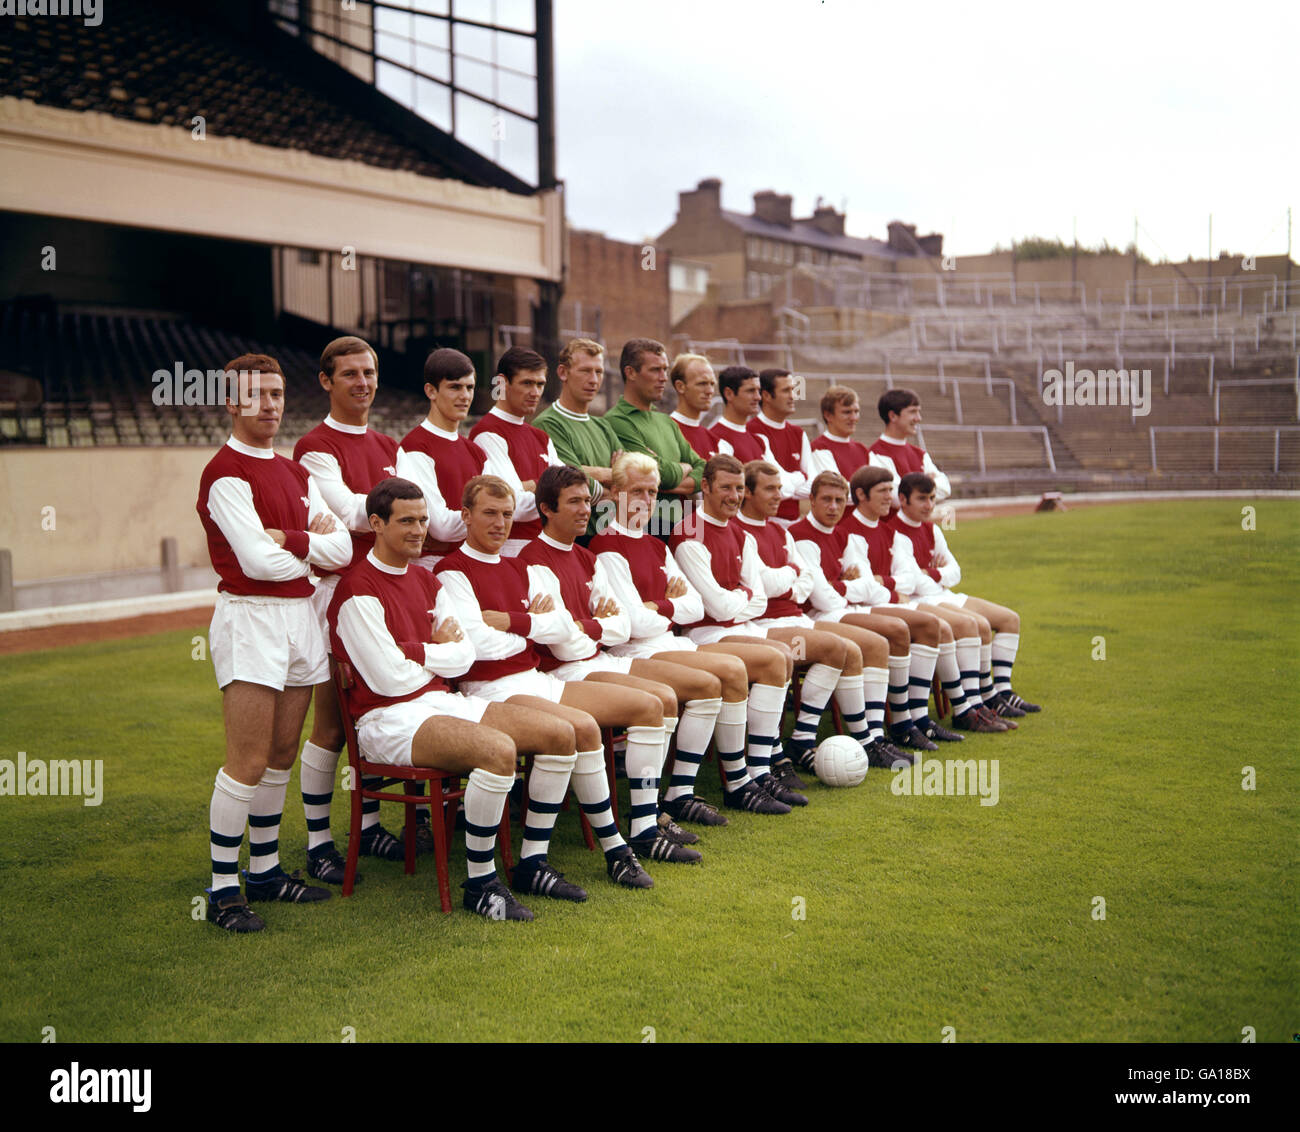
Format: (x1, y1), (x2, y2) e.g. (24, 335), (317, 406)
(1, 499), (1296, 1043)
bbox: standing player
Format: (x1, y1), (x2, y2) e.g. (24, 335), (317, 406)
(533, 338), (623, 536)
(394, 347), (527, 568)
(197, 354), (353, 933)
(667, 352), (720, 460)
(810, 385), (872, 490)
(590, 453), (793, 826)
(468, 346), (564, 556)
(708, 366), (768, 463)
(434, 474), (657, 893)
(292, 336), (410, 883)
(748, 368), (819, 525)
(329, 477), (582, 921)
(868, 389), (952, 511)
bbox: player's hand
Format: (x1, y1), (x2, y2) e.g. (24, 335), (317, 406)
(664, 575), (688, 599)
(520, 479), (536, 493)
(264, 528), (286, 546)
(586, 465), (614, 486)
(431, 617), (464, 645)
(841, 564), (861, 581)
(593, 596), (620, 619)
(482, 610), (511, 631)
(526, 593), (554, 614)
(873, 574), (885, 584)
(308, 512), (337, 535)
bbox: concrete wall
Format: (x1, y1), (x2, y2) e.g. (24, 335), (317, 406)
(0, 446), (292, 584)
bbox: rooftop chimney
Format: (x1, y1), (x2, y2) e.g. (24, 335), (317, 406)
(679, 178), (722, 220)
(753, 190), (793, 227)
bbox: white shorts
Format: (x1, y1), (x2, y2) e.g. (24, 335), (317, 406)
(550, 653), (636, 682)
(356, 689), (491, 767)
(309, 573), (341, 629)
(922, 591), (969, 609)
(460, 668), (568, 703)
(609, 631), (697, 659)
(685, 621), (766, 646)
(210, 592), (326, 691)
(753, 614), (816, 632)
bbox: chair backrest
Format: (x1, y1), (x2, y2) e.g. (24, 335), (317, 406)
(331, 657), (363, 774)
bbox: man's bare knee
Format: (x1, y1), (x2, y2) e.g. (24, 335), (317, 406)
(482, 733), (516, 777)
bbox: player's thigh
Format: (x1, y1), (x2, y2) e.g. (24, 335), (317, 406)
(482, 700), (576, 757)
(581, 671), (676, 720)
(814, 621), (869, 670)
(719, 634), (795, 680)
(840, 611), (909, 652)
(960, 595), (1019, 632)
(920, 603), (975, 637)
(762, 625), (846, 667)
(503, 693), (596, 753)
(410, 716), (516, 777)
(268, 684), (314, 769)
(649, 649), (745, 699)
(873, 605), (943, 646)
(632, 656), (718, 702)
(701, 641), (786, 687)
(222, 680), (279, 783)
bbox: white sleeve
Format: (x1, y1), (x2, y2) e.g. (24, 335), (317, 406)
(891, 531), (937, 599)
(304, 478), (354, 570)
(597, 550), (671, 640)
(868, 450), (902, 509)
(797, 431), (817, 494)
(736, 533), (771, 621)
(931, 526), (962, 588)
(673, 539), (753, 624)
(435, 569), (528, 662)
(663, 550), (705, 626)
(525, 564), (599, 661)
(809, 446), (838, 477)
(336, 590), (474, 696)
(207, 476), (309, 582)
(795, 538), (846, 615)
(590, 557), (631, 646)
(395, 447), (467, 544)
(298, 450), (368, 533)
(477, 432), (540, 524)
(922, 451), (952, 503)
(751, 530), (797, 597)
(782, 527), (814, 603)
(717, 436), (734, 457)
(759, 434), (809, 501)
(544, 437), (564, 468)
(842, 535), (892, 606)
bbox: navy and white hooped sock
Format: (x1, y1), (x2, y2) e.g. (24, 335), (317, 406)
(991, 632), (1020, 695)
(666, 697), (722, 802)
(789, 662), (840, 758)
(908, 643), (940, 723)
(745, 682), (786, 781)
(862, 666), (888, 743)
(713, 698), (751, 794)
(833, 674), (871, 747)
(886, 653), (911, 724)
(209, 769), (254, 895)
(956, 636), (982, 704)
(520, 753), (576, 862)
(625, 724), (667, 840)
(246, 767), (291, 882)
(979, 642), (997, 703)
(462, 767), (514, 883)
(299, 741), (340, 853)
(937, 640), (971, 717)
(571, 747), (625, 852)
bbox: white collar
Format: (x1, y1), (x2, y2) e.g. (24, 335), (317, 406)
(460, 544), (500, 564)
(670, 410), (701, 427)
(538, 531), (573, 552)
(806, 514), (837, 534)
(607, 519), (642, 539)
(716, 416), (749, 433)
(324, 415), (368, 435)
(896, 512), (923, 528)
(226, 436), (274, 459)
(419, 418), (461, 441)
(821, 431), (852, 445)
(552, 402), (590, 422)
(850, 508), (878, 529)
(367, 549), (407, 575)
(701, 509), (732, 528)
(757, 411), (787, 429)
(488, 406), (525, 425)
(878, 432), (908, 446)
(736, 511), (767, 528)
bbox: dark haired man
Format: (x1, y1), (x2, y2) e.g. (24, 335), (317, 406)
(868, 389), (951, 511)
(708, 365), (768, 463)
(748, 368), (817, 525)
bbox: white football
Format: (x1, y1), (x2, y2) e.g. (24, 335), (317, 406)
(813, 735), (869, 788)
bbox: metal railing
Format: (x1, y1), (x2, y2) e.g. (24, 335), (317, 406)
(1213, 378), (1300, 423)
(916, 424), (1056, 474)
(1149, 425), (1300, 473)
(794, 371), (1019, 425)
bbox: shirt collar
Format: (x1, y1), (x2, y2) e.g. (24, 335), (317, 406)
(607, 519), (642, 539)
(324, 415), (367, 435)
(419, 418), (460, 441)
(806, 514), (837, 534)
(701, 509), (731, 528)
(877, 432), (907, 446)
(821, 431), (851, 444)
(716, 416), (748, 434)
(736, 511), (766, 528)
(896, 512), (923, 528)
(488, 405), (525, 425)
(757, 411), (785, 429)
(538, 531), (572, 552)
(367, 549), (407, 575)
(670, 410), (700, 427)
(850, 508), (878, 529)
(460, 544), (500, 564)
(226, 436), (274, 459)
(552, 402), (590, 422)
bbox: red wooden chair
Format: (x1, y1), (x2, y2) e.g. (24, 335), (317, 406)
(332, 660), (507, 914)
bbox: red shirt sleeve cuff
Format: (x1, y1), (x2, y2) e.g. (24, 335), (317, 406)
(925, 567), (942, 582)
(832, 580), (847, 596)
(580, 617), (602, 640)
(400, 642), (425, 664)
(507, 611), (532, 636)
(654, 599), (674, 617)
(283, 530), (309, 559)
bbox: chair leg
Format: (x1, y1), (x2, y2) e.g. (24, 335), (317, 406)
(343, 766), (363, 898)
(402, 781), (418, 876)
(602, 729), (620, 826)
(432, 782), (453, 914)
(933, 675), (950, 721)
(499, 809), (514, 873)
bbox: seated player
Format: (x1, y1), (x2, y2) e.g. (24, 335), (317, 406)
(519, 465), (726, 863)
(891, 472), (1039, 718)
(810, 385), (872, 491)
(736, 460), (898, 777)
(468, 346), (565, 556)
(533, 337), (623, 537)
(667, 352), (720, 460)
(708, 366), (768, 462)
(435, 474), (658, 893)
(748, 368), (819, 525)
(670, 455), (855, 808)
(590, 452), (792, 826)
(788, 470), (957, 761)
(395, 347), (530, 568)
(844, 466), (1011, 734)
(868, 388), (952, 512)
(197, 354), (353, 933)
(292, 335), (410, 882)
(328, 477), (586, 922)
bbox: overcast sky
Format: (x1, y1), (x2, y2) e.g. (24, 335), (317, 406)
(554, 0), (1297, 264)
